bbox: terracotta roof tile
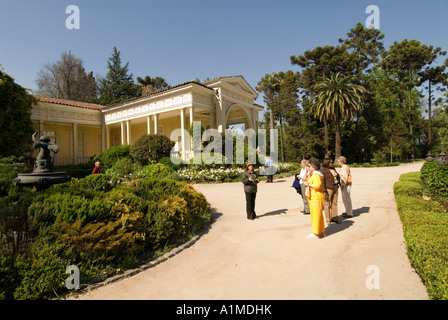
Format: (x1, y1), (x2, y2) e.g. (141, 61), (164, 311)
(105, 80), (214, 109)
(35, 96), (105, 110)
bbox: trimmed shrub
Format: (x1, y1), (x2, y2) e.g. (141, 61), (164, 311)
(79, 173), (114, 192)
(28, 192), (112, 227)
(97, 144), (132, 169)
(421, 161), (448, 200)
(394, 171), (448, 300)
(131, 134), (175, 165)
(143, 163), (174, 178)
(393, 180), (422, 197)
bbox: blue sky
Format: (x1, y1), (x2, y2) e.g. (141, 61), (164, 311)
(1, 0), (447, 107)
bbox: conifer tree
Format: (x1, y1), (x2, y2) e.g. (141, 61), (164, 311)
(98, 47), (139, 106)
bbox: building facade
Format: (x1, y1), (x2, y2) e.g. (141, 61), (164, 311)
(31, 75), (263, 165)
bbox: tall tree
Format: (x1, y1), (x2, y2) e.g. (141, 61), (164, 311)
(339, 22), (385, 78)
(291, 45), (356, 157)
(256, 73), (281, 131)
(419, 58), (447, 152)
(36, 51), (96, 102)
(368, 69), (408, 162)
(0, 70), (35, 157)
(275, 71), (301, 163)
(311, 73), (366, 159)
(98, 47), (140, 106)
(291, 45), (355, 91)
(380, 39), (445, 160)
(257, 71), (300, 162)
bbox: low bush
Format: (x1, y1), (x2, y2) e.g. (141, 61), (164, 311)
(0, 173), (211, 299)
(0, 157), (32, 197)
(394, 171), (448, 300)
(53, 162), (93, 179)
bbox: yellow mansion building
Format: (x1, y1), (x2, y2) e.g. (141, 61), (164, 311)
(31, 75), (263, 165)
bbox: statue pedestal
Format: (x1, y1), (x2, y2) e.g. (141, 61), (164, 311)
(13, 172), (71, 190)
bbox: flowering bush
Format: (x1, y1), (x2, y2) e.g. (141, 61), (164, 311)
(177, 166), (244, 182)
(177, 162), (298, 183)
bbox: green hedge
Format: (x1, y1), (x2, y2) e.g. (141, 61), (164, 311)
(0, 175), (211, 299)
(394, 171), (448, 300)
(421, 161), (448, 200)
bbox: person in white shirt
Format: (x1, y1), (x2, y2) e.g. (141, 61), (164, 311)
(336, 156), (353, 218)
(265, 156), (274, 183)
(297, 159), (310, 214)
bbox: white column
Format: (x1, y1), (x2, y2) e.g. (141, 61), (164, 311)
(189, 106), (195, 125)
(121, 121), (125, 145)
(105, 125), (110, 150)
(154, 114), (159, 134)
(39, 120), (44, 135)
(126, 120), (131, 144)
(73, 122), (78, 165)
(210, 109), (216, 129)
(189, 106), (195, 158)
(180, 108), (186, 160)
(100, 125), (105, 153)
(147, 116), (151, 135)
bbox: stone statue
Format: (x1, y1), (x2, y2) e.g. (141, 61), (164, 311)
(12, 132), (70, 190)
(32, 132), (59, 172)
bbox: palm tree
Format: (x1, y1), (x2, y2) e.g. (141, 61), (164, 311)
(311, 72), (366, 159)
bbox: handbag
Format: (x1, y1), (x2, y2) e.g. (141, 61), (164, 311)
(347, 170), (352, 184)
(305, 185), (311, 198)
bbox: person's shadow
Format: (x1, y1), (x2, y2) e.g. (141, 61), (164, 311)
(325, 220), (354, 236)
(258, 208), (288, 218)
(325, 206), (370, 237)
(352, 206), (370, 217)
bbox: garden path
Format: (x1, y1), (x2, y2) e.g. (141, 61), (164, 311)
(75, 162), (428, 300)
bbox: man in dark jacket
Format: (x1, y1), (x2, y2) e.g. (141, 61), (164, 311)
(321, 158), (340, 224)
(242, 163), (259, 220)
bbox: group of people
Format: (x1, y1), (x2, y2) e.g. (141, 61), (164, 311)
(242, 156), (353, 239)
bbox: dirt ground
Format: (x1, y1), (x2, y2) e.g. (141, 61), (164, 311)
(74, 162), (428, 300)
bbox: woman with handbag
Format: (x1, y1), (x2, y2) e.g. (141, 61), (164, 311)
(336, 156), (353, 218)
(304, 158), (326, 239)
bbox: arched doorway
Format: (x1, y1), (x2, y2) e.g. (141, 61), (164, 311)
(225, 104), (254, 132)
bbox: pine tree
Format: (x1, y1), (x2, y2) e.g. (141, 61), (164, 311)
(380, 39), (444, 160)
(98, 47), (139, 106)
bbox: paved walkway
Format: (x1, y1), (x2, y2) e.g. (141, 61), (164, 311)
(75, 162), (428, 300)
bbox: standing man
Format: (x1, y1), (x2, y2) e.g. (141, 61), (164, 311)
(242, 163), (260, 220)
